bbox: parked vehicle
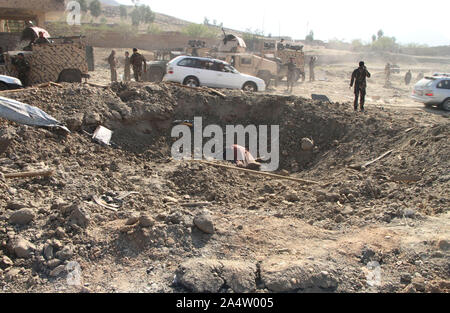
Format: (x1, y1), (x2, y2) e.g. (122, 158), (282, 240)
(260, 39), (306, 82)
(2, 36), (92, 85)
(163, 56), (266, 92)
(411, 75), (450, 111)
(143, 50), (183, 82)
(0, 74), (23, 90)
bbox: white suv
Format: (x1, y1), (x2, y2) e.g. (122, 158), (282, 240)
(163, 56), (266, 92)
(411, 75), (450, 111)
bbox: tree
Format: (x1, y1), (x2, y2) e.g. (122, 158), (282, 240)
(377, 29), (384, 39)
(130, 5), (155, 26)
(89, 0), (102, 18)
(119, 5), (128, 20)
(305, 30), (314, 42)
(351, 39), (365, 51)
(77, 0), (87, 12)
(372, 34), (377, 42)
(203, 17), (209, 25)
(372, 36), (398, 52)
(182, 23), (219, 38)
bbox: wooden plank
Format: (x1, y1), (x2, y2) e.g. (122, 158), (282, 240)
(4, 169), (54, 179)
(349, 150), (393, 171)
(195, 160), (320, 185)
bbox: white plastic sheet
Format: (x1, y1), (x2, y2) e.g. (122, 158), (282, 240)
(0, 95), (69, 132)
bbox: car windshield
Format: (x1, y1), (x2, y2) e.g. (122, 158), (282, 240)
(416, 78), (434, 88)
(224, 64), (238, 73)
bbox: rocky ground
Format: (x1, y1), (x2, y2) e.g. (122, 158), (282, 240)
(0, 57), (448, 293)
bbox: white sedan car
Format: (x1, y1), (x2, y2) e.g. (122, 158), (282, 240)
(163, 56), (266, 92)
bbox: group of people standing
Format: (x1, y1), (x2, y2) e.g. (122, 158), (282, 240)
(107, 48), (147, 83)
(286, 56), (317, 93)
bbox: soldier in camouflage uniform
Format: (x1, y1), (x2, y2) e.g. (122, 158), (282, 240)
(124, 51), (131, 82)
(350, 61), (371, 112)
(286, 58), (296, 93)
(130, 48), (147, 82)
(11, 53), (31, 87)
(108, 50), (118, 82)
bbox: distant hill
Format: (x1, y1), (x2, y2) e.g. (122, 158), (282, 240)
(99, 0), (121, 6)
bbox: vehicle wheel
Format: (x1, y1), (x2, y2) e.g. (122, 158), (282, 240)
(149, 67), (164, 82)
(0, 82), (8, 91)
(441, 98), (450, 111)
(57, 69), (82, 83)
(183, 76), (199, 87)
(243, 81), (257, 92)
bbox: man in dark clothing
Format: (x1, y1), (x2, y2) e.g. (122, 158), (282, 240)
(11, 53), (31, 87)
(0, 47), (4, 64)
(405, 70), (412, 86)
(34, 32), (50, 44)
(286, 58), (296, 93)
(385, 63), (391, 85)
(129, 48), (147, 82)
(350, 61), (371, 112)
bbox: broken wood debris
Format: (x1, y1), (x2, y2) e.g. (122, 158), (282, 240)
(349, 150), (393, 171)
(84, 82), (109, 89)
(3, 169), (54, 179)
(180, 202), (210, 208)
(194, 160), (320, 185)
(92, 195), (119, 212)
(389, 175), (421, 183)
(164, 81), (226, 98)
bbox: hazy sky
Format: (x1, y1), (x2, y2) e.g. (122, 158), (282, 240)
(116, 0), (450, 46)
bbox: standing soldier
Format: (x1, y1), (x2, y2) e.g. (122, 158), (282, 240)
(11, 53), (31, 87)
(286, 58), (296, 93)
(405, 70), (412, 86)
(130, 48), (147, 82)
(108, 50), (118, 82)
(124, 51), (131, 82)
(385, 63), (391, 85)
(350, 61), (371, 112)
(309, 56), (317, 82)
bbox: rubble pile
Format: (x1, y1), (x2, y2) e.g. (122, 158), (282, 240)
(0, 82), (448, 293)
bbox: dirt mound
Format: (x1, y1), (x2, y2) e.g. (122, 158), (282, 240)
(0, 82), (448, 293)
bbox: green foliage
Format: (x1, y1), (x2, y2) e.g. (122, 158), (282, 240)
(130, 5), (155, 26)
(182, 23), (219, 38)
(351, 39), (364, 51)
(203, 17), (209, 25)
(326, 38), (351, 50)
(371, 36), (398, 52)
(119, 5), (128, 20)
(404, 42), (429, 49)
(89, 0), (102, 18)
(377, 29), (384, 39)
(77, 0), (88, 12)
(372, 34), (376, 42)
(305, 30), (314, 42)
(100, 17), (107, 24)
(146, 24), (162, 34)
